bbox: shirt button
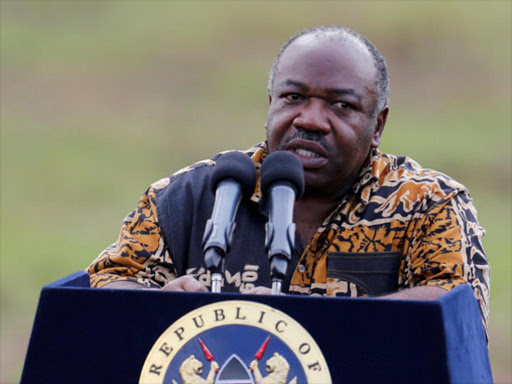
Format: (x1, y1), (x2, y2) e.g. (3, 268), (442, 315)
(297, 264), (306, 273)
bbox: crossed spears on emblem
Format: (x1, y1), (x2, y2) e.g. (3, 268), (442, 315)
(197, 335), (270, 373)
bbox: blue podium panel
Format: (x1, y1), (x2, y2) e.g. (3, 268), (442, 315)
(21, 271), (492, 384)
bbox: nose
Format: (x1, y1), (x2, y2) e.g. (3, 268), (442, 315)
(293, 98), (331, 133)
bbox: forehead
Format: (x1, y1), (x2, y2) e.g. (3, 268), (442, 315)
(275, 34), (377, 93)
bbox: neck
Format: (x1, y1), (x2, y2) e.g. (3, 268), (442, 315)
(293, 175), (357, 246)
(294, 193), (343, 222)
(293, 194), (342, 246)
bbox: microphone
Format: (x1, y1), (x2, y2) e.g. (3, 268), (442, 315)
(202, 151), (257, 293)
(260, 151), (305, 295)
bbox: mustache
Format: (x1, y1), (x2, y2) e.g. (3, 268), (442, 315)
(278, 130), (329, 151)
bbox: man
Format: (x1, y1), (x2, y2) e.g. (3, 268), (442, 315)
(88, 26), (489, 330)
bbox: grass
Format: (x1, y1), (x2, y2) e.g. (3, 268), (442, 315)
(1, 1), (511, 382)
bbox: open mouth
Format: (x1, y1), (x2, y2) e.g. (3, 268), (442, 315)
(283, 139), (329, 168)
(294, 148), (320, 158)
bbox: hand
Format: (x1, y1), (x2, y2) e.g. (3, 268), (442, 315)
(161, 275), (208, 292)
(243, 286), (273, 295)
(211, 361), (219, 371)
(380, 286), (446, 300)
(249, 360), (258, 370)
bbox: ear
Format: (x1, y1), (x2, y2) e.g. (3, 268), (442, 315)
(371, 107), (388, 148)
(265, 95), (272, 130)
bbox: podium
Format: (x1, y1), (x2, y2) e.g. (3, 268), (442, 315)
(21, 271), (492, 383)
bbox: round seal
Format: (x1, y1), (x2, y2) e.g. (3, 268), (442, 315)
(139, 300), (331, 384)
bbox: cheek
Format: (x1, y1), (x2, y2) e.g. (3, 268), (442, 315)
(265, 125), (281, 152)
(266, 109), (294, 148)
(267, 102), (297, 125)
(331, 124), (374, 158)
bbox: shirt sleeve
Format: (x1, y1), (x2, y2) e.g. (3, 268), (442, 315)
(87, 186), (178, 288)
(402, 190), (490, 331)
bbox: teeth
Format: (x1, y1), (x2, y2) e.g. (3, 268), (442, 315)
(295, 148), (319, 158)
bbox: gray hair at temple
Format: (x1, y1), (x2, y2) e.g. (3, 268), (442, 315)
(267, 25), (390, 116)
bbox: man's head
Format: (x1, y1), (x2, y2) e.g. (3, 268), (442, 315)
(268, 25), (389, 116)
(265, 25), (389, 198)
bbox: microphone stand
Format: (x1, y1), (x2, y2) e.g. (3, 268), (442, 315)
(201, 151), (257, 293)
(260, 150), (304, 296)
(203, 247), (225, 293)
(202, 181), (240, 293)
(271, 278), (283, 295)
(267, 228), (296, 295)
(265, 185), (297, 295)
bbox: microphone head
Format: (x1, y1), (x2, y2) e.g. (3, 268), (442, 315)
(210, 151), (257, 197)
(261, 151), (305, 199)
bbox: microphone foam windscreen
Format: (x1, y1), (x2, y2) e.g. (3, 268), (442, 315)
(260, 151), (305, 199)
(210, 151), (257, 197)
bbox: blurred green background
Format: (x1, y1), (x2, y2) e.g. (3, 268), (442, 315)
(1, 1), (510, 382)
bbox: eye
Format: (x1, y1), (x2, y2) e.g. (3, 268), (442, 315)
(284, 93), (303, 101)
(332, 101), (352, 110)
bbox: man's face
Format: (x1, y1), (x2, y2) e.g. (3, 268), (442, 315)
(266, 35), (386, 197)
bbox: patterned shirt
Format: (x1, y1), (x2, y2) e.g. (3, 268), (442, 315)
(88, 142), (490, 331)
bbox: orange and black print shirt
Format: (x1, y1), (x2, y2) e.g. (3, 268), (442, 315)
(88, 142), (490, 331)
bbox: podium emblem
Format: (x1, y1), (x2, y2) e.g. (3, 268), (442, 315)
(139, 300), (331, 384)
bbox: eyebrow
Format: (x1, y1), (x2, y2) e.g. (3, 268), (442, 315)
(282, 79), (308, 90)
(327, 88), (362, 103)
(281, 79), (362, 103)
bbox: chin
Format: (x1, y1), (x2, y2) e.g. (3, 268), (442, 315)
(303, 172), (352, 199)
(302, 181), (330, 197)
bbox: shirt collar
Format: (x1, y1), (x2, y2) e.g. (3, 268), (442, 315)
(249, 141), (268, 203)
(352, 148), (382, 205)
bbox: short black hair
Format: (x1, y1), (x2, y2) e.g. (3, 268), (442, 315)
(268, 25), (389, 114)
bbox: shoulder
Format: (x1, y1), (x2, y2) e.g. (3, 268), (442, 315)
(144, 143), (265, 262)
(378, 151), (466, 194)
(148, 142), (265, 199)
(368, 151), (470, 215)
